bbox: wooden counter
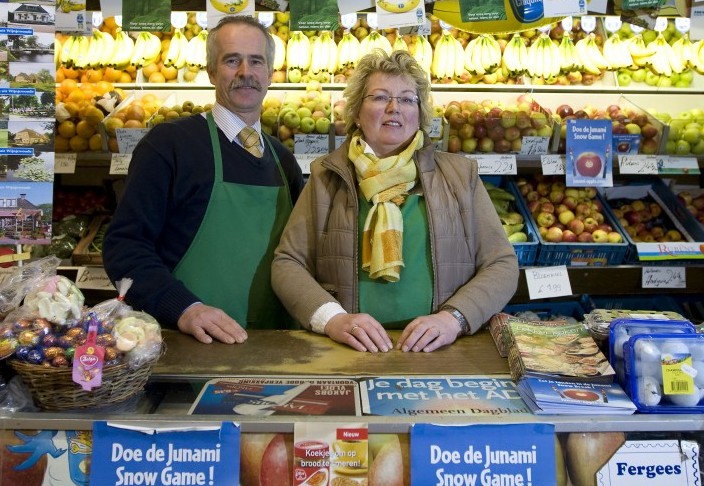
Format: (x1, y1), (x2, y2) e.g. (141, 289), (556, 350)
(153, 329), (509, 380)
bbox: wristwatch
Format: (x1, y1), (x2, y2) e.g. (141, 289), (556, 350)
(442, 305), (470, 336)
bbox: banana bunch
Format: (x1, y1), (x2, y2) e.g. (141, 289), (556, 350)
(626, 35), (655, 68)
(336, 31), (361, 73)
(464, 34), (501, 76)
(286, 31), (311, 71)
(164, 28), (189, 69)
(574, 33), (607, 76)
(689, 38), (704, 74)
(392, 36), (409, 52)
(271, 33), (286, 71)
(309, 31), (337, 76)
(130, 32), (161, 68)
(502, 33), (529, 77)
(410, 34), (433, 74)
(526, 34), (560, 80)
(359, 30), (392, 57)
(557, 35), (582, 73)
(185, 29), (208, 69)
(59, 35), (89, 69)
(647, 33), (684, 77)
(55, 36), (62, 69)
(109, 29), (135, 70)
(431, 30), (464, 80)
(601, 34), (633, 70)
(671, 34), (694, 70)
(483, 181), (527, 243)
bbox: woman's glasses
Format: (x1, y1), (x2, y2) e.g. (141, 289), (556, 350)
(363, 94), (420, 107)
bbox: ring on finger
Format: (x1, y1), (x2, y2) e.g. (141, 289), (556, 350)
(350, 325), (360, 334)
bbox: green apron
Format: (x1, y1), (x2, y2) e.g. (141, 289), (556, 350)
(358, 192), (433, 329)
(173, 112), (293, 328)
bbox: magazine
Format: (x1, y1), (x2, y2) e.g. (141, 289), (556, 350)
(506, 317), (615, 384)
(517, 376), (636, 415)
(189, 376), (360, 416)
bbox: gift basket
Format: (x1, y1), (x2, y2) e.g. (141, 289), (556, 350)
(0, 272), (164, 411)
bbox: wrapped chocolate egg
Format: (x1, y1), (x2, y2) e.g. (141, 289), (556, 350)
(0, 336), (18, 358)
(43, 346), (64, 360)
(18, 330), (40, 347)
(42, 333), (58, 347)
(52, 355), (69, 367)
(65, 347), (75, 361)
(32, 318), (52, 335)
(65, 327), (86, 340)
(15, 345), (31, 361)
(104, 346), (119, 362)
(26, 348), (44, 364)
(12, 318), (32, 331)
(0, 324), (14, 339)
(97, 333), (116, 348)
(57, 335), (74, 348)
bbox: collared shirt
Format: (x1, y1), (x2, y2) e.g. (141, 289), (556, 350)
(208, 102), (264, 154)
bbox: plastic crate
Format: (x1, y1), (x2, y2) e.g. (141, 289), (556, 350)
(481, 176), (538, 267)
(503, 300), (587, 322)
(601, 178), (704, 265)
(510, 179), (628, 266)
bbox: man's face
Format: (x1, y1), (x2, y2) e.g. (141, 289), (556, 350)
(208, 23), (272, 124)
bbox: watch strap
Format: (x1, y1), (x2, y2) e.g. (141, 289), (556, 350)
(442, 305), (470, 336)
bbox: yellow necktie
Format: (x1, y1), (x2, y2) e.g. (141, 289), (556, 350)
(238, 126), (262, 158)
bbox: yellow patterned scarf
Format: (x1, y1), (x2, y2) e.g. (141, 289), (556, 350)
(349, 130), (424, 282)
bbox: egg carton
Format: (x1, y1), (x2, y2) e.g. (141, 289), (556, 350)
(625, 333), (704, 413)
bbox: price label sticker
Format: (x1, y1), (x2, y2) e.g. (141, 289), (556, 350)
(472, 154), (517, 175)
(603, 16), (622, 33)
(428, 117), (443, 138)
(642, 267), (686, 289)
(54, 153), (77, 174)
(294, 134), (329, 154)
(654, 16), (668, 32)
(525, 265), (573, 299)
(580, 15), (596, 33)
(520, 136), (550, 155)
(115, 128), (149, 154)
(543, 0), (585, 17)
(659, 156), (700, 175)
(109, 153), (131, 175)
(675, 17), (691, 34)
(618, 154), (659, 174)
(541, 155), (566, 175)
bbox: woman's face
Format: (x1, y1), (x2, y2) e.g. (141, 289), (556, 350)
(355, 73), (420, 158)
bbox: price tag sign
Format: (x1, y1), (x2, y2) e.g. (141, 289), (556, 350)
(603, 16), (623, 33)
(76, 266), (116, 291)
(428, 117), (443, 138)
(580, 15), (596, 33)
(654, 16), (668, 32)
(543, 0), (586, 17)
(294, 153), (319, 174)
(109, 153), (132, 175)
(675, 17), (691, 34)
(642, 267), (686, 289)
(659, 156), (700, 175)
(115, 128), (149, 154)
(541, 155), (566, 175)
(525, 265), (573, 299)
(692, 5), (704, 41)
(618, 154), (659, 174)
(294, 134), (330, 154)
(472, 154), (517, 175)
(520, 136), (550, 155)
(54, 153), (77, 174)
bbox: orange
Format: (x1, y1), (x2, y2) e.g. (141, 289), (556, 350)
(104, 117), (125, 136)
(62, 67), (80, 79)
(142, 62), (160, 80)
(148, 72), (166, 83)
(81, 106), (105, 126)
(141, 94), (158, 104)
(59, 78), (78, 96)
(124, 105), (145, 122)
(94, 80), (113, 96)
(75, 120), (96, 139)
(65, 89), (86, 104)
(56, 69), (65, 83)
(54, 136), (70, 153)
(107, 136), (119, 153)
(88, 133), (103, 151)
(103, 67), (121, 83)
(63, 101), (80, 118)
(118, 72), (133, 83)
(124, 119), (144, 129)
(69, 135), (88, 152)
(57, 120), (77, 138)
(160, 65), (178, 81)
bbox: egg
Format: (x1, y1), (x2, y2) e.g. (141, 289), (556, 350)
(637, 375), (662, 407)
(692, 361), (704, 388)
(635, 360), (663, 382)
(689, 342), (704, 361)
(635, 340), (661, 363)
(667, 387), (702, 407)
(661, 340), (690, 357)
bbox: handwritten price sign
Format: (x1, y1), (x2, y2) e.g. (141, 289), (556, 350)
(541, 155), (565, 175)
(642, 267), (686, 289)
(471, 154), (517, 175)
(525, 265), (573, 299)
(54, 153), (77, 174)
(618, 154), (659, 174)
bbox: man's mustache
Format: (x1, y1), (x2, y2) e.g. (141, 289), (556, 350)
(230, 78), (262, 91)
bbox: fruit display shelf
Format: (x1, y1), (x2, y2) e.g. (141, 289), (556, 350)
(600, 177), (704, 265)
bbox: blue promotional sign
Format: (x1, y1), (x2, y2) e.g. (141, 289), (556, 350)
(90, 422), (240, 486)
(566, 118), (614, 187)
(410, 423), (556, 486)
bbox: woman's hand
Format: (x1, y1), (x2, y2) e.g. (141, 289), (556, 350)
(324, 313), (393, 353)
(397, 311), (462, 352)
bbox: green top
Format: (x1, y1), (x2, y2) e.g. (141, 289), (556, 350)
(357, 191), (433, 329)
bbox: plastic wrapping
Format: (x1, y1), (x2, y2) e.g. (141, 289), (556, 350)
(112, 310), (162, 369)
(0, 256), (62, 318)
(23, 275), (84, 326)
(89, 278), (133, 323)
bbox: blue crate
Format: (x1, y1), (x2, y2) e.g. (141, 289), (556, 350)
(503, 300), (588, 321)
(481, 176), (538, 267)
(509, 179), (628, 266)
(601, 177), (704, 265)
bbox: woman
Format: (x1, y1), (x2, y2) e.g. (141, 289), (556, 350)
(272, 50), (518, 353)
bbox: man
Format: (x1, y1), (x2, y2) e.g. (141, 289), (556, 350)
(103, 16), (304, 344)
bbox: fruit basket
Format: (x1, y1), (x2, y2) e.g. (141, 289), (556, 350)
(601, 178), (704, 265)
(71, 215), (110, 266)
(511, 176), (628, 266)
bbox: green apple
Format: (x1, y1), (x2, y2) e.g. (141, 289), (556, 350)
(624, 123), (641, 135)
(675, 139), (691, 155)
(617, 71), (632, 86)
(631, 68), (647, 83)
(665, 139), (677, 154)
(287, 68), (302, 83)
(261, 107), (278, 127)
(691, 139), (704, 154)
(299, 116), (316, 134)
(296, 107), (312, 120)
(282, 111), (301, 129)
(315, 117), (330, 134)
(644, 71), (660, 86)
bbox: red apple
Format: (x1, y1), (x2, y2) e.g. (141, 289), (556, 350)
(575, 152), (603, 177)
(561, 229), (578, 242)
(545, 226), (563, 242)
(568, 218), (585, 235)
(607, 231), (623, 243)
(583, 217), (598, 233)
(536, 211), (556, 228)
(577, 232), (594, 242)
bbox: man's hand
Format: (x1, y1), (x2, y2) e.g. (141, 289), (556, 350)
(396, 311), (461, 352)
(177, 303), (248, 344)
(324, 313), (393, 353)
